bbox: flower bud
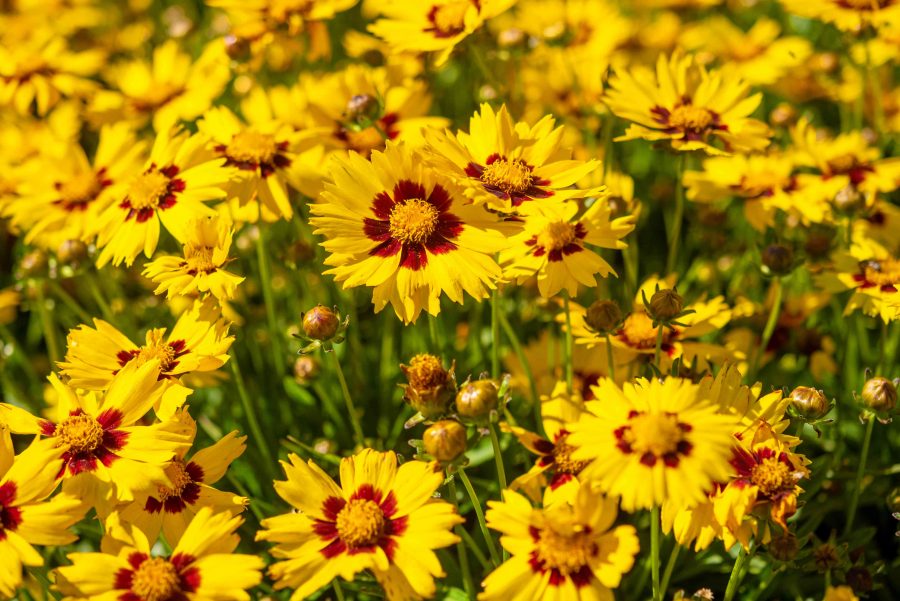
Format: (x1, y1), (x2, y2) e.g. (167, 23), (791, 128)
(497, 27), (525, 48)
(812, 52), (839, 73)
(767, 532), (799, 562)
(790, 386), (830, 420)
(345, 94), (380, 124)
(57, 239), (87, 265)
(649, 288), (684, 321)
(223, 34), (251, 61)
(861, 376), (897, 413)
(423, 420), (467, 463)
(832, 184), (864, 214)
(812, 542), (841, 572)
(455, 379), (499, 419)
(584, 300), (621, 333)
(293, 356), (320, 384)
(846, 567), (873, 594)
(761, 244), (794, 275)
(770, 103), (798, 128)
(18, 249), (47, 277)
(301, 305), (340, 341)
(804, 226), (834, 259)
(400, 354), (456, 418)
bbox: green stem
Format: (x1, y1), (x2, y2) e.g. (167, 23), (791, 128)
(601, 114), (614, 184)
(457, 468), (502, 567)
(752, 277), (783, 379)
(660, 543), (681, 597)
(654, 324), (664, 368)
(87, 275), (115, 324)
(863, 38), (885, 134)
(449, 477), (478, 599)
(34, 283), (61, 365)
(332, 352), (365, 448)
(488, 422), (507, 492)
(651, 506), (661, 601)
(332, 581), (346, 601)
(666, 154), (686, 276)
(457, 525), (491, 570)
(491, 288), (501, 379)
(723, 545), (749, 601)
(499, 311), (541, 434)
(230, 355), (276, 480)
(47, 280), (92, 323)
(877, 319), (888, 375)
(563, 293), (574, 392)
(844, 415), (875, 535)
(605, 333), (616, 382)
(255, 228), (286, 378)
(29, 566), (60, 601)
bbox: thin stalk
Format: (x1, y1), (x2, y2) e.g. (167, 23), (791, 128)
(877, 319), (888, 375)
(605, 333), (616, 382)
(457, 468), (502, 567)
(449, 477), (478, 599)
(47, 279), (92, 323)
(488, 422), (507, 492)
(844, 415), (875, 535)
(654, 324), (664, 368)
(499, 311), (541, 434)
(563, 293), (574, 392)
(29, 567), (60, 601)
(333, 582), (346, 601)
(332, 352), (365, 448)
(863, 39), (886, 133)
(723, 545), (749, 601)
(255, 228), (286, 378)
(651, 506), (661, 601)
(34, 283), (61, 365)
(666, 153), (686, 276)
(491, 288), (501, 378)
(660, 543), (682, 598)
(601, 114), (614, 183)
(230, 355), (276, 480)
(457, 525), (491, 570)
(752, 277), (783, 379)
(87, 275), (115, 324)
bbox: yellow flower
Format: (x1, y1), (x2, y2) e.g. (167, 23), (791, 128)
(780, 0), (900, 32)
(480, 485), (638, 600)
(0, 288), (21, 326)
(143, 215), (245, 301)
(310, 141), (506, 324)
(257, 449), (463, 600)
(424, 104), (603, 214)
(0, 428), (84, 598)
(369, 0), (517, 66)
(823, 586), (860, 601)
(570, 377), (739, 511)
(818, 238), (900, 323)
(207, 0), (358, 38)
(0, 361), (194, 508)
(59, 299), (233, 395)
(55, 508), (263, 601)
(94, 128), (229, 267)
(605, 51), (772, 155)
(500, 200), (634, 297)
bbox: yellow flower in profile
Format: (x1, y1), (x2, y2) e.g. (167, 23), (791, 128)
(0, 361), (194, 507)
(822, 586), (860, 601)
(480, 485), (639, 601)
(369, 0), (517, 65)
(59, 299), (233, 393)
(501, 200), (633, 298)
(605, 51), (772, 155)
(570, 377), (738, 511)
(0, 428), (85, 598)
(95, 128), (229, 267)
(425, 104), (602, 214)
(818, 239), (900, 323)
(0, 31), (103, 115)
(780, 0), (900, 32)
(88, 40), (230, 131)
(143, 215), (244, 301)
(257, 449), (463, 600)
(119, 412), (247, 546)
(310, 141), (506, 324)
(208, 0), (358, 38)
(55, 508), (263, 601)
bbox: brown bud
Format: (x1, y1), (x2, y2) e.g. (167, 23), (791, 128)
(18, 249), (47, 277)
(302, 305), (340, 341)
(423, 420), (467, 463)
(761, 244), (794, 275)
(832, 184), (865, 214)
(804, 226), (834, 259)
(861, 376), (897, 413)
(770, 103), (798, 128)
(690, 590), (714, 601)
(497, 27), (525, 48)
(649, 288), (684, 321)
(455, 379), (499, 419)
(345, 94), (380, 124)
(223, 34), (251, 61)
(400, 354), (455, 418)
(293, 356), (320, 383)
(812, 543), (841, 572)
(811, 52), (839, 73)
(846, 567), (873, 594)
(790, 386), (830, 420)
(57, 239), (87, 265)
(767, 532), (799, 561)
(888, 487), (900, 513)
(584, 300), (621, 333)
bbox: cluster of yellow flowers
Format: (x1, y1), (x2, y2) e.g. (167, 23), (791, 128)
(0, 1), (898, 601)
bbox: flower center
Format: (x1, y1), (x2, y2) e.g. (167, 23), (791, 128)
(406, 354), (448, 389)
(127, 168), (173, 211)
(0, 482), (23, 539)
(536, 221), (577, 253)
(56, 172), (103, 210)
(135, 330), (178, 370)
(481, 157), (534, 195)
(750, 456), (794, 498)
(860, 258), (900, 288)
(431, 1), (470, 35)
(620, 312), (673, 350)
(625, 412), (685, 457)
(335, 498), (385, 547)
(131, 557), (181, 601)
(56, 413), (104, 454)
(183, 244), (217, 275)
(552, 434), (589, 475)
(669, 105), (714, 132)
(389, 199), (439, 245)
(225, 131), (278, 165)
(156, 459), (193, 500)
(535, 526), (596, 576)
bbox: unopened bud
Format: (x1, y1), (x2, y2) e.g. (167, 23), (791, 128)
(812, 543), (841, 572)
(761, 244), (794, 275)
(649, 288), (684, 321)
(57, 239), (87, 265)
(767, 532), (799, 561)
(832, 184), (864, 214)
(846, 567), (873, 594)
(302, 305), (340, 341)
(584, 300), (621, 333)
(19, 249), (47, 277)
(790, 386), (830, 420)
(224, 34), (251, 61)
(804, 226), (834, 259)
(770, 103), (798, 128)
(345, 94), (380, 124)
(861, 376), (897, 413)
(455, 379), (499, 419)
(400, 354), (455, 418)
(423, 420), (467, 463)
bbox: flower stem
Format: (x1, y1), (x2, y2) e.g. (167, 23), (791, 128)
(605, 333), (616, 382)
(34, 283), (61, 365)
(457, 467), (502, 567)
(751, 277), (783, 379)
(844, 414), (875, 535)
(499, 311), (542, 434)
(651, 505), (661, 601)
(660, 542), (681, 598)
(666, 153), (686, 276)
(877, 319), (888, 375)
(563, 292), (574, 392)
(654, 323), (664, 369)
(488, 422), (507, 492)
(229, 354), (275, 480)
(491, 288), (501, 379)
(448, 476), (478, 599)
(332, 351), (365, 448)
(47, 279), (92, 323)
(723, 545), (749, 601)
(255, 227), (286, 378)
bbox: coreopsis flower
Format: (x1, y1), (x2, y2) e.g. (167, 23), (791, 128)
(369, 0), (517, 66)
(480, 485), (639, 601)
(505, 381), (589, 502)
(88, 40), (230, 131)
(198, 98), (300, 222)
(119, 413), (248, 545)
(94, 128), (229, 267)
(142, 215), (244, 301)
(780, 0), (900, 32)
(569, 377), (739, 511)
(822, 586), (860, 601)
(55, 508), (263, 601)
(424, 104), (603, 214)
(207, 0), (358, 38)
(818, 239), (900, 322)
(680, 17), (811, 86)
(500, 200), (634, 298)
(0, 31), (103, 115)
(0, 429), (84, 598)
(0, 361), (194, 507)
(59, 299), (233, 393)
(3, 123), (146, 250)
(604, 51), (772, 155)
(310, 141), (506, 324)
(257, 449), (463, 600)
